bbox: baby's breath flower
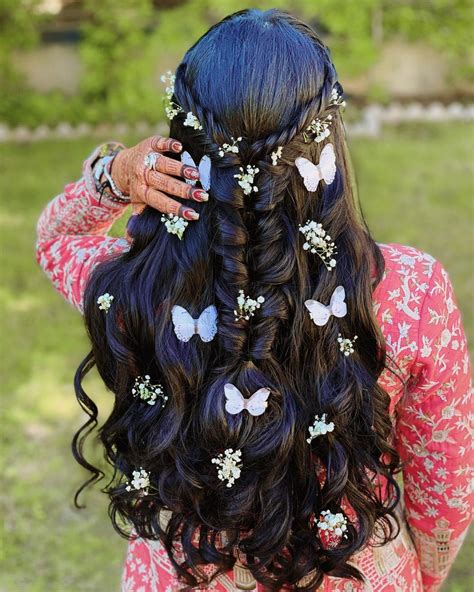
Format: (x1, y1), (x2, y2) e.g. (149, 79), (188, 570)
(317, 510), (348, 538)
(97, 293), (114, 312)
(306, 414), (335, 443)
(218, 136), (242, 157)
(161, 214), (188, 240)
(183, 112), (203, 130)
(304, 116), (333, 143)
(125, 468), (151, 496)
(329, 87), (346, 108)
(337, 333), (358, 356)
(270, 146), (283, 166)
(211, 448), (242, 488)
(234, 165), (259, 195)
(234, 290), (265, 321)
(298, 220), (337, 270)
(132, 375), (168, 406)
(160, 70), (183, 121)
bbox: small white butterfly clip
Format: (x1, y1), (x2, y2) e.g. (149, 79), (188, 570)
(171, 305), (218, 342)
(305, 285), (347, 326)
(224, 384), (271, 417)
(295, 143), (337, 192)
(181, 151), (211, 191)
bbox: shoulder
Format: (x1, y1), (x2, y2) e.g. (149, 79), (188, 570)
(372, 242), (454, 399)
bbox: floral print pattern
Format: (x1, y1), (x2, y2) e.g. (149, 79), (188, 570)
(36, 144), (472, 591)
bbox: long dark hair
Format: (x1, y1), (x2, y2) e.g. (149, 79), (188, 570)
(74, 8), (401, 590)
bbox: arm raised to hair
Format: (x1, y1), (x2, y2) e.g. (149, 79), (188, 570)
(35, 142), (131, 314)
(394, 260), (473, 591)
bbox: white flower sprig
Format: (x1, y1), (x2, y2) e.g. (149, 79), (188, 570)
(161, 214), (189, 240)
(132, 375), (168, 406)
(271, 146), (283, 166)
(329, 87), (346, 108)
(304, 116), (333, 143)
(234, 290), (265, 321)
(160, 71), (183, 120)
(183, 111), (203, 130)
(125, 467), (151, 496)
(317, 510), (348, 538)
(306, 414), (335, 443)
(97, 293), (114, 313)
(337, 333), (358, 356)
(218, 136), (242, 157)
(298, 220), (337, 271)
(211, 448), (242, 488)
(234, 165), (260, 195)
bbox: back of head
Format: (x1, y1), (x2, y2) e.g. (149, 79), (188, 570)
(77, 9), (401, 590)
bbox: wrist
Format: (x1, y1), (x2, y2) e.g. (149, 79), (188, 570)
(110, 149), (129, 195)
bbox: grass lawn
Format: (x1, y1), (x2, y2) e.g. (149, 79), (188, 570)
(0, 122), (472, 591)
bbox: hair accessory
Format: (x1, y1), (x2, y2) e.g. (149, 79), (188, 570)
(317, 510), (348, 538)
(224, 384), (271, 416)
(125, 467), (151, 495)
(161, 214), (189, 239)
(181, 151), (211, 191)
(298, 220), (337, 270)
(97, 293), (114, 312)
(183, 112), (203, 130)
(271, 146), (283, 166)
(234, 290), (265, 321)
(132, 375), (168, 406)
(295, 143), (337, 192)
(171, 304), (218, 342)
(305, 286), (347, 327)
(218, 136), (242, 157)
(160, 71), (183, 120)
(234, 165), (260, 195)
(303, 115), (333, 143)
(329, 87), (346, 108)
(337, 333), (358, 356)
(211, 448), (242, 488)
(306, 414), (335, 443)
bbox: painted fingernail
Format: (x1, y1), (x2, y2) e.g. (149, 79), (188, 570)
(193, 189), (209, 202)
(171, 141), (182, 152)
(182, 208), (199, 220)
(185, 167), (200, 180)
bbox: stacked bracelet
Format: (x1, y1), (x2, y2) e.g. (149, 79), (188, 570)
(92, 150), (131, 205)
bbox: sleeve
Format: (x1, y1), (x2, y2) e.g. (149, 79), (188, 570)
(394, 259), (473, 591)
(35, 141), (131, 313)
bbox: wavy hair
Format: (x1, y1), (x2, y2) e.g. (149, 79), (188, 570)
(74, 8), (401, 591)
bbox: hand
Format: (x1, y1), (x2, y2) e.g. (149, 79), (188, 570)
(111, 135), (208, 220)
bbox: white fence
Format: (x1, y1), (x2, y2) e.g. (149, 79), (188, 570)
(1, 102), (473, 143)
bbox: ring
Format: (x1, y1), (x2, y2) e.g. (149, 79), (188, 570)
(144, 151), (161, 171)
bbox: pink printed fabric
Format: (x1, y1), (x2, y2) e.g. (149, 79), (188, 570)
(36, 144), (473, 592)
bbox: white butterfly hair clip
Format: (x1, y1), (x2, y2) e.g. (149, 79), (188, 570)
(224, 384), (271, 416)
(171, 305), (218, 342)
(295, 143), (337, 193)
(181, 151), (211, 192)
(305, 286), (347, 327)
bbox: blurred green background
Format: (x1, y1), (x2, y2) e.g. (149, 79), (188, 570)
(0, 1), (473, 591)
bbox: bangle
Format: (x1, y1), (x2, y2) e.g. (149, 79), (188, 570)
(103, 156), (130, 203)
(93, 151), (130, 205)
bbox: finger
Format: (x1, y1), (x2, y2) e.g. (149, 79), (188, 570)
(141, 186), (199, 220)
(147, 152), (200, 181)
(145, 169), (208, 202)
(150, 135), (182, 153)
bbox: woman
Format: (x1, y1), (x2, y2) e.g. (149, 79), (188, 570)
(36, 8), (472, 592)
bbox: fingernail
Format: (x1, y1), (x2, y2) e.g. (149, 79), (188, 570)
(186, 167), (200, 180)
(193, 189), (208, 202)
(182, 208), (199, 220)
(171, 141), (182, 152)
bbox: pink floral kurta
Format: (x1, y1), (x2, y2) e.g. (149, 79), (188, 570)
(36, 144), (473, 591)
